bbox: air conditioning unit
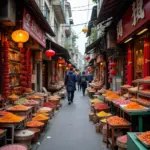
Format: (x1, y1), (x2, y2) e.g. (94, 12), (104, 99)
(0, 0), (16, 26)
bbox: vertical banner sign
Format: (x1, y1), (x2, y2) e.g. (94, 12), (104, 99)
(23, 9), (46, 48)
(117, 0), (150, 43)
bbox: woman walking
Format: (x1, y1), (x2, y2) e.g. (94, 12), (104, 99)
(80, 71), (87, 96)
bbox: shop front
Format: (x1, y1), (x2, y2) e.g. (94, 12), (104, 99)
(117, 0), (150, 85)
(22, 8), (46, 92)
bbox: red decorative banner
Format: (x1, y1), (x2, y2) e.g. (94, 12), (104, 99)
(23, 9), (46, 48)
(117, 0), (150, 43)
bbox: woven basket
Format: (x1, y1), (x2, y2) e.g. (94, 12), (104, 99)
(117, 135), (127, 149)
(93, 115), (99, 124)
(89, 112), (94, 121)
(99, 121), (106, 133)
(95, 123), (100, 133)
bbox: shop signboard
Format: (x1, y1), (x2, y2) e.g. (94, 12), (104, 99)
(106, 28), (116, 49)
(117, 0), (150, 43)
(23, 9), (46, 48)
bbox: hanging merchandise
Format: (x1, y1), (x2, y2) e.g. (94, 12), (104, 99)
(110, 69), (116, 76)
(20, 48), (27, 93)
(3, 40), (10, 99)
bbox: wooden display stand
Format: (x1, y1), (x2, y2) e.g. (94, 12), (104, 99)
(106, 121), (131, 150)
(0, 117), (26, 144)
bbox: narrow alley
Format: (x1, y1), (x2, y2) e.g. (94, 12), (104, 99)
(37, 91), (104, 150)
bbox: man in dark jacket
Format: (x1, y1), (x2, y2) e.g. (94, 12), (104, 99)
(80, 71), (87, 96)
(65, 68), (76, 105)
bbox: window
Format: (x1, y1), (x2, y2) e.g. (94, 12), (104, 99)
(44, 3), (50, 21)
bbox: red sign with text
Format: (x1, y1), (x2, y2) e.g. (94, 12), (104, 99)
(117, 0), (150, 43)
(23, 9), (46, 48)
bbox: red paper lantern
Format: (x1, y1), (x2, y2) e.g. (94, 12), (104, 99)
(110, 69), (116, 76)
(68, 64), (72, 67)
(45, 49), (55, 57)
(85, 56), (90, 61)
(110, 62), (117, 67)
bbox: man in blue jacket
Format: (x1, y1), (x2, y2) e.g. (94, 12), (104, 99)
(65, 68), (76, 105)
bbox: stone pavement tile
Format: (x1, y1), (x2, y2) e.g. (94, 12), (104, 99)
(36, 91), (105, 150)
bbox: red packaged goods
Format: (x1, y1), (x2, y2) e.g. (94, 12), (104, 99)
(139, 98), (150, 106)
(43, 102), (56, 108)
(117, 135), (127, 143)
(113, 99), (130, 105)
(94, 103), (109, 110)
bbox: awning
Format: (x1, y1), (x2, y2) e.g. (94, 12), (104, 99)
(85, 36), (103, 54)
(97, 0), (132, 24)
(46, 39), (71, 60)
(21, 0), (55, 36)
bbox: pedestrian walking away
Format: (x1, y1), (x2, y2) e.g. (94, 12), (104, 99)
(65, 67), (76, 105)
(77, 72), (81, 91)
(80, 71), (87, 96)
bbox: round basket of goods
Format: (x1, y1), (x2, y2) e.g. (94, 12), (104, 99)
(8, 94), (19, 102)
(116, 135), (127, 150)
(0, 144), (28, 150)
(32, 114), (49, 124)
(26, 121), (44, 132)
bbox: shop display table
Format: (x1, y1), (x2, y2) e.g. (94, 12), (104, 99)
(107, 121), (131, 150)
(7, 107), (32, 121)
(120, 107), (150, 132)
(127, 132), (147, 150)
(0, 129), (7, 146)
(0, 116), (26, 144)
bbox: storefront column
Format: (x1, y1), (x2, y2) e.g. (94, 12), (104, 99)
(127, 45), (132, 85)
(143, 37), (150, 77)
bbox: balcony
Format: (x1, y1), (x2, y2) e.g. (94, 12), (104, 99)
(65, 26), (71, 37)
(52, 0), (66, 24)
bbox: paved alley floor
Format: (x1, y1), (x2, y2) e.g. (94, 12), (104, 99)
(37, 91), (104, 150)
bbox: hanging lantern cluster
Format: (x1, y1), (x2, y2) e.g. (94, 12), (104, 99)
(108, 59), (117, 83)
(20, 48), (28, 93)
(3, 40), (10, 99)
(11, 29), (29, 48)
(45, 49), (55, 60)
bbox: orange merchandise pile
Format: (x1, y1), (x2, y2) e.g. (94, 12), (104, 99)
(32, 114), (49, 121)
(0, 113), (23, 122)
(9, 105), (29, 111)
(106, 93), (120, 101)
(28, 95), (42, 99)
(26, 121), (44, 127)
(105, 91), (114, 97)
(124, 102), (144, 110)
(138, 131), (150, 144)
(8, 94), (19, 101)
(107, 116), (129, 126)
